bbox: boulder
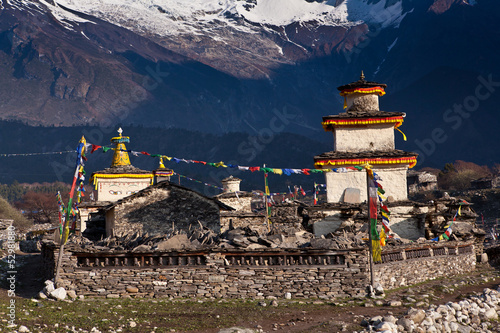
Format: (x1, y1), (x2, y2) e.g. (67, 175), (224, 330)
(66, 290), (77, 299)
(43, 280), (55, 295)
(482, 307), (498, 320)
(131, 244), (151, 252)
(396, 317), (413, 331)
(156, 234), (192, 250)
(374, 282), (385, 296)
(18, 326), (30, 333)
(49, 287), (67, 301)
(407, 308), (426, 324)
(218, 328), (258, 333)
(126, 286), (139, 293)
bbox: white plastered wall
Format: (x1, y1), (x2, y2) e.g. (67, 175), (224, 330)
(222, 180), (241, 193)
(78, 207), (99, 233)
(325, 166), (409, 203)
(334, 124), (395, 152)
(96, 178), (151, 202)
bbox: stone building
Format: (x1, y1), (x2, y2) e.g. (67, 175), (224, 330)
(105, 181), (233, 237)
(471, 176), (500, 190)
(407, 170), (438, 195)
(217, 176), (252, 212)
(216, 176), (266, 233)
(314, 73), (418, 203)
(79, 128), (154, 236)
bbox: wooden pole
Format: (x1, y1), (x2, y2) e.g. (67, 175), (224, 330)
(264, 164), (270, 233)
(55, 136), (86, 287)
(366, 169), (375, 288)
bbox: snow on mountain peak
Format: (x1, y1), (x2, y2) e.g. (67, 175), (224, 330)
(51, 0), (406, 36)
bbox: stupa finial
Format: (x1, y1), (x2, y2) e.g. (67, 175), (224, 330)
(110, 128), (131, 167)
(360, 71), (365, 81)
(159, 156), (166, 169)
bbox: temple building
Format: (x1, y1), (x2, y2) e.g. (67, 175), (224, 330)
(314, 73), (418, 203)
(90, 128), (154, 202)
(79, 128), (155, 236)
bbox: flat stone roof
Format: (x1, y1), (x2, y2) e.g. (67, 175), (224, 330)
(322, 110), (405, 121)
(337, 76), (387, 91)
(314, 149), (418, 161)
(91, 165), (151, 175)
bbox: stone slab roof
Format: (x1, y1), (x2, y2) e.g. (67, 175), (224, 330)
(337, 77), (387, 91)
(222, 175), (242, 182)
(314, 149), (418, 161)
(323, 110), (405, 120)
(104, 181), (235, 211)
(79, 201), (112, 208)
(92, 165), (151, 175)
(215, 191), (254, 199)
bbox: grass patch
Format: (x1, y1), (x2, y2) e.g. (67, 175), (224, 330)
(0, 297), (339, 332)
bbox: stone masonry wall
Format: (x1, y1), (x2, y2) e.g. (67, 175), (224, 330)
(218, 196), (252, 212)
(43, 241), (476, 300)
(375, 242), (476, 290)
(43, 245), (370, 300)
(220, 214), (267, 234)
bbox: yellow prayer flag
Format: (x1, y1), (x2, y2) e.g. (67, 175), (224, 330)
(273, 169), (283, 175)
(380, 229), (386, 247)
(372, 240), (382, 262)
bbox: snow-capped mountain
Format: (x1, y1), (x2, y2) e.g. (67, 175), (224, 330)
(0, 0), (499, 168)
(26, 0), (411, 79)
(51, 0), (406, 34)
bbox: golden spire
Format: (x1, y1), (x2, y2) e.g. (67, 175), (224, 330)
(159, 156), (166, 169)
(111, 127), (131, 167)
(360, 70), (365, 81)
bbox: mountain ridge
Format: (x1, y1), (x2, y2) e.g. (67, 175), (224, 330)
(0, 0), (498, 170)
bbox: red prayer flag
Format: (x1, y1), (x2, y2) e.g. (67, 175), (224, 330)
(90, 145), (101, 153)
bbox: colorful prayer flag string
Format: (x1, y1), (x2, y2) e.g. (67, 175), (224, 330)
(174, 173), (224, 191)
(431, 201), (466, 241)
(0, 150), (76, 157)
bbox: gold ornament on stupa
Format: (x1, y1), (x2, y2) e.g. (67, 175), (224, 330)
(111, 128), (131, 167)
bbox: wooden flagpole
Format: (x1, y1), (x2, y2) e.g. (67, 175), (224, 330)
(264, 164), (270, 233)
(366, 168), (375, 288)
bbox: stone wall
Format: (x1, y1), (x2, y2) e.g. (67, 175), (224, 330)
(43, 240), (477, 300)
(220, 214), (267, 233)
(43, 244), (370, 300)
(375, 242), (476, 290)
(346, 93), (379, 112)
(386, 204), (428, 240)
(308, 202), (427, 240)
(217, 195), (252, 212)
